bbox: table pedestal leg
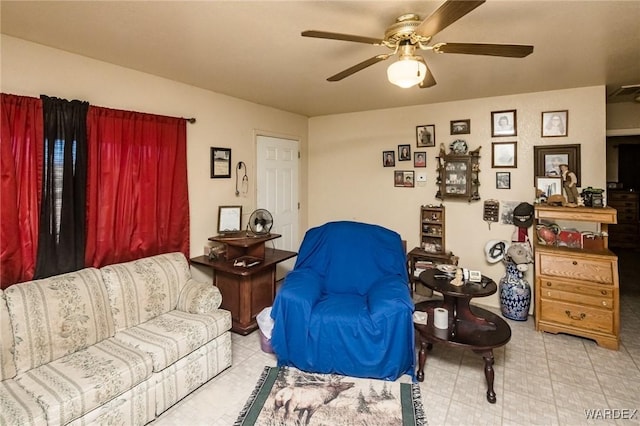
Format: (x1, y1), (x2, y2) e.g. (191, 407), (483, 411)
(474, 349), (496, 403)
(417, 340), (428, 382)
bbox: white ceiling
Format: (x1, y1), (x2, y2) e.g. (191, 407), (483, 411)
(2, 1), (639, 117)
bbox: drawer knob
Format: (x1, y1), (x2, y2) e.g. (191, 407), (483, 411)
(546, 282), (552, 287)
(601, 290), (607, 295)
(565, 310), (586, 321)
(602, 301), (607, 306)
(547, 291), (552, 296)
(572, 261), (578, 265)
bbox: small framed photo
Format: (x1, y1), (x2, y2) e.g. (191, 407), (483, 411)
(496, 172), (511, 189)
(541, 110), (568, 137)
(382, 150), (395, 167)
(416, 124), (436, 147)
(398, 144), (411, 161)
(536, 176), (563, 197)
(211, 147), (231, 178)
(491, 141), (517, 168)
(533, 144), (581, 186)
(414, 151), (426, 167)
(491, 110), (517, 137)
(450, 119), (470, 135)
(394, 171), (414, 187)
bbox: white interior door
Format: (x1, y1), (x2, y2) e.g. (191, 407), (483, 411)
(256, 135), (299, 277)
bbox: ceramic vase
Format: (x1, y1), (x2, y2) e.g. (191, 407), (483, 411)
(499, 261), (531, 321)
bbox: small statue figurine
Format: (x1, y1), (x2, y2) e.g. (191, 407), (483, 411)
(560, 164), (580, 205)
(450, 268), (464, 286)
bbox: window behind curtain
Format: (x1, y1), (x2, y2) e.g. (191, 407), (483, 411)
(34, 96), (89, 279)
(85, 106), (190, 267)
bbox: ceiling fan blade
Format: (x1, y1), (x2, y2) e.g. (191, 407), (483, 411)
(415, 0), (485, 38)
(434, 42), (534, 58)
(327, 54), (391, 81)
(302, 30), (382, 45)
(419, 62), (437, 88)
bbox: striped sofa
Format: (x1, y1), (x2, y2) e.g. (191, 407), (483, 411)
(0, 252), (232, 426)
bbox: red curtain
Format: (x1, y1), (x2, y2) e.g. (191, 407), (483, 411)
(0, 94), (43, 288)
(85, 106), (189, 267)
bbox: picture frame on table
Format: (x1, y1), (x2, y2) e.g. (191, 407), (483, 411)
(491, 110), (517, 137)
(450, 119), (470, 135)
(383, 150), (395, 167)
(541, 110), (568, 137)
(416, 124), (436, 147)
(533, 144), (581, 186)
(496, 172), (511, 189)
(536, 176), (563, 198)
(211, 147), (231, 178)
(491, 141), (517, 168)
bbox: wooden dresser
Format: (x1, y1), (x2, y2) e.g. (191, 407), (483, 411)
(534, 205), (620, 350)
(607, 190), (639, 248)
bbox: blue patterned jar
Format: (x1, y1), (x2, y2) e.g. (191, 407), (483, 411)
(499, 261), (531, 321)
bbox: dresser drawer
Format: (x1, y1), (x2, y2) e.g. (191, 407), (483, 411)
(540, 299), (613, 334)
(607, 192), (639, 203)
(538, 277), (613, 308)
(537, 253), (616, 285)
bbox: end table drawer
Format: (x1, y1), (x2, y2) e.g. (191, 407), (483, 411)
(540, 299), (613, 334)
(538, 253), (615, 285)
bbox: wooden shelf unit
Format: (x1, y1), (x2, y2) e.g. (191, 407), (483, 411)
(533, 205), (620, 350)
(420, 205), (446, 253)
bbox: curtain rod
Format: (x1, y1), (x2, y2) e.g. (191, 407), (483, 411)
(185, 117), (196, 124)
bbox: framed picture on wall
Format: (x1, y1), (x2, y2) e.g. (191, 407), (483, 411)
(541, 110), (569, 137)
(414, 152), (426, 167)
(491, 110), (517, 137)
(211, 147), (231, 178)
(383, 150), (395, 167)
(394, 171), (414, 187)
(450, 119), (470, 135)
(398, 144), (411, 161)
(496, 172), (511, 189)
(416, 124), (436, 147)
(491, 141), (517, 168)
(533, 144), (581, 186)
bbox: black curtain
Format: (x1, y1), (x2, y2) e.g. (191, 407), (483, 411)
(34, 96), (89, 278)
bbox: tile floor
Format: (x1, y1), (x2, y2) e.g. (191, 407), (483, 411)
(154, 249), (640, 425)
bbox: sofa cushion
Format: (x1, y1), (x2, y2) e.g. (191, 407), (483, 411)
(113, 309), (232, 371)
(176, 279), (222, 314)
(0, 379), (47, 426)
(0, 289), (17, 380)
(15, 338), (153, 426)
(101, 252), (192, 332)
(4, 268), (115, 374)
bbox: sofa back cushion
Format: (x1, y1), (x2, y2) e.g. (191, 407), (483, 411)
(4, 268), (115, 374)
(0, 290), (17, 380)
(101, 252), (192, 332)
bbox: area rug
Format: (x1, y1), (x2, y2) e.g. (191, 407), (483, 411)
(234, 366), (425, 426)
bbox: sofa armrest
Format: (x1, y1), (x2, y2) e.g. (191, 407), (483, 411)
(176, 279), (222, 314)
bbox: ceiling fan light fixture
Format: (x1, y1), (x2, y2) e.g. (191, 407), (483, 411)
(387, 56), (427, 88)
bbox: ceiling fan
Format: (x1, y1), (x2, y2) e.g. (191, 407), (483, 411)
(302, 0), (533, 89)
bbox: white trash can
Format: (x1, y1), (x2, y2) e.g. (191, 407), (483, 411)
(256, 307), (274, 353)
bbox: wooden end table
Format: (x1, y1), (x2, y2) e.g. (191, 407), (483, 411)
(414, 269), (511, 404)
(191, 235), (296, 335)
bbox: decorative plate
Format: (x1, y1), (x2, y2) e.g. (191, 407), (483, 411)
(449, 139), (468, 154)
(436, 264), (457, 274)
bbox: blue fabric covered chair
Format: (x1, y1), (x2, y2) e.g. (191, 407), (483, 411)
(270, 221), (415, 381)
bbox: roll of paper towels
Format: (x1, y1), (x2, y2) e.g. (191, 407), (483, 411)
(434, 307), (449, 329)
